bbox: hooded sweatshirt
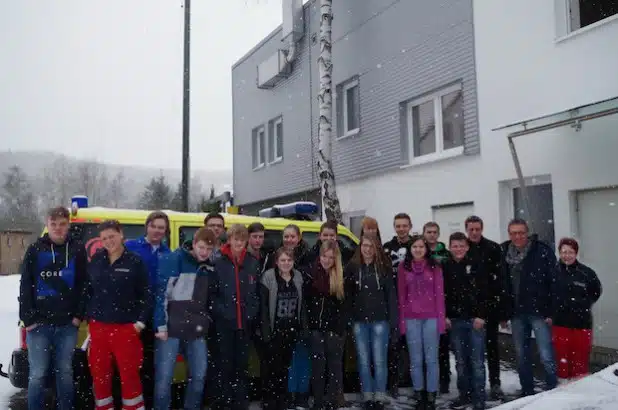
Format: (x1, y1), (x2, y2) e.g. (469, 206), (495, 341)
(19, 234), (89, 327)
(429, 242), (449, 264)
(397, 258), (445, 335)
(344, 262), (398, 330)
(155, 241), (214, 339)
(383, 235), (413, 281)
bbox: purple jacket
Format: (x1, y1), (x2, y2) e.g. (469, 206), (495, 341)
(397, 259), (446, 335)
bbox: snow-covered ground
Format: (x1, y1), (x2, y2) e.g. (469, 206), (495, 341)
(0, 274), (615, 409)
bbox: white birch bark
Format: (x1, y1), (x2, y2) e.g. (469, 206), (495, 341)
(317, 0), (343, 223)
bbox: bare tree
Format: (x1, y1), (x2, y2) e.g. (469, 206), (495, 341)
(75, 159), (109, 205)
(107, 171), (126, 208)
(317, 0), (342, 222)
(189, 175), (203, 211)
(40, 155), (78, 209)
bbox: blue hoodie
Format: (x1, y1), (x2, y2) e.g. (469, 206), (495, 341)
(154, 243), (213, 339)
(125, 236), (170, 289)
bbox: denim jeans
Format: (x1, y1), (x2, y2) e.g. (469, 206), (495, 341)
(26, 324), (78, 410)
(288, 339), (311, 393)
(154, 337), (208, 410)
(450, 319), (486, 408)
(511, 315), (557, 394)
(405, 318), (439, 393)
(353, 321), (389, 395)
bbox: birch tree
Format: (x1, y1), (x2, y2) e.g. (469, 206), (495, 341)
(317, 0), (343, 223)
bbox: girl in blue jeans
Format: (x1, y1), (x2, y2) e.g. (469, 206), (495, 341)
(345, 234), (398, 409)
(397, 236), (445, 410)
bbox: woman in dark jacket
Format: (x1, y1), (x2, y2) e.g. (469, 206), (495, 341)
(87, 220), (150, 410)
(306, 239), (347, 410)
(259, 247), (308, 410)
(552, 237), (602, 381)
(345, 234), (397, 409)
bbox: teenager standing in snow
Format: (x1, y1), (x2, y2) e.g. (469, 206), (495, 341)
(19, 206), (89, 410)
(552, 237), (602, 381)
(259, 248), (308, 410)
(153, 227), (217, 410)
(278, 224), (312, 409)
(87, 220), (151, 410)
(306, 239), (347, 410)
(209, 224), (260, 410)
(398, 235), (445, 410)
(465, 215), (506, 399)
(382, 213), (413, 398)
(423, 222), (451, 394)
(443, 232), (489, 410)
(124, 210), (171, 408)
(345, 234), (398, 409)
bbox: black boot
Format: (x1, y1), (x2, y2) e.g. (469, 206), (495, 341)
(295, 392), (310, 409)
(425, 392), (437, 410)
(414, 390), (426, 410)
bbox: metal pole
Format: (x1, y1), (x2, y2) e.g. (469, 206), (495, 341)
(508, 136), (534, 233)
(181, 0), (191, 212)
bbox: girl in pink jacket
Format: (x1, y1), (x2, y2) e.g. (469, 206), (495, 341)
(397, 235), (445, 410)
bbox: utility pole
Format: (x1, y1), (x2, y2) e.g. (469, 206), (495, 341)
(181, 0), (191, 212)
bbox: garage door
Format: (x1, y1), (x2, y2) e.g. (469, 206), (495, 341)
(431, 203), (475, 241)
(577, 188), (618, 350)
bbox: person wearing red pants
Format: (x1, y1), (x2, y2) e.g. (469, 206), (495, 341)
(87, 220), (151, 410)
(552, 237), (602, 381)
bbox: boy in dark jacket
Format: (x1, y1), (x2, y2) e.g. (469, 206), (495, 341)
(443, 232), (490, 410)
(19, 206), (88, 410)
(154, 227), (217, 410)
(465, 215), (505, 399)
(383, 212), (413, 398)
(87, 220), (151, 410)
(209, 224), (260, 410)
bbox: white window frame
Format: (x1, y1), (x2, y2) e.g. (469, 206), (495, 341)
(271, 117), (283, 163)
(341, 79), (360, 139)
(556, 0), (618, 41)
(405, 83), (464, 166)
(252, 126), (266, 171)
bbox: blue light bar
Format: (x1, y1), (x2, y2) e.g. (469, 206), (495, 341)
(273, 201), (319, 217)
(258, 207), (279, 218)
(71, 195), (89, 209)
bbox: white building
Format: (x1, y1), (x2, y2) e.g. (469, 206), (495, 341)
(340, 0), (618, 352)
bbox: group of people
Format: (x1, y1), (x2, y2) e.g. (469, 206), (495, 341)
(18, 205), (603, 410)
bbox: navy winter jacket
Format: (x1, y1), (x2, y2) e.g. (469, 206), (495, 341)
(552, 261), (602, 329)
(500, 239), (557, 319)
(19, 234), (89, 327)
(208, 244), (260, 331)
(87, 248), (151, 325)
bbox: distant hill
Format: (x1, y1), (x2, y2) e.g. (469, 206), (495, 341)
(0, 150), (232, 209)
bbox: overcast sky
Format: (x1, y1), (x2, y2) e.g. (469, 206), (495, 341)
(0, 0), (288, 171)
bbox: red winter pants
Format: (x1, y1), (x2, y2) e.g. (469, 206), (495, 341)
(88, 321), (144, 410)
(552, 325), (592, 379)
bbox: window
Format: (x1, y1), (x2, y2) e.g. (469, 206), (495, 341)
(252, 126), (266, 170)
(268, 117), (284, 163)
(568, 0), (618, 32)
(406, 84), (464, 162)
(69, 223), (169, 260)
(337, 78), (360, 138)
